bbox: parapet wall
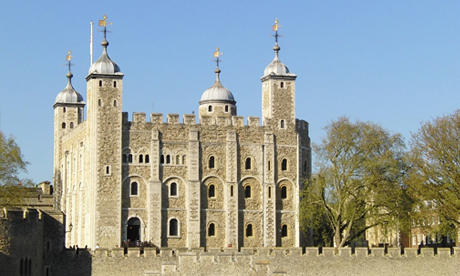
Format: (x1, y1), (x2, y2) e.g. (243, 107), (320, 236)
(55, 246), (460, 276)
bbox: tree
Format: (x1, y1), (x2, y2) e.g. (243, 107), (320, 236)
(407, 110), (460, 234)
(0, 131), (30, 207)
(301, 117), (409, 248)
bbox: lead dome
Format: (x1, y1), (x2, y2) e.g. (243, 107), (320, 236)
(55, 71), (84, 104)
(200, 68), (235, 104)
(88, 39), (121, 74)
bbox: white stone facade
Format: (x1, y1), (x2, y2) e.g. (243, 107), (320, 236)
(53, 32), (311, 250)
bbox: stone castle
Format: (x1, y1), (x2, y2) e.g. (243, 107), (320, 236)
(52, 18), (311, 250)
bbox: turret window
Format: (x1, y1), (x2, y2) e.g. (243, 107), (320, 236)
(246, 224), (253, 237)
(245, 185), (252, 198)
(139, 155), (143, 163)
(281, 224), (288, 237)
(130, 182), (138, 196)
(98, 99), (102, 107)
(122, 154), (128, 163)
(281, 186), (287, 199)
(280, 81), (284, 88)
(208, 105), (213, 112)
(169, 218), (179, 237)
(63, 107), (66, 113)
(209, 156), (215, 169)
(128, 154), (133, 163)
(170, 182), (178, 197)
(62, 123), (66, 129)
(268, 186), (272, 198)
(208, 223), (216, 237)
(70, 122), (74, 129)
(280, 120), (285, 129)
(281, 158), (288, 171)
(245, 157), (252, 170)
(208, 184), (216, 198)
(99, 80), (102, 87)
(113, 100), (117, 107)
(225, 105), (229, 112)
(145, 155), (150, 164)
(114, 81), (117, 87)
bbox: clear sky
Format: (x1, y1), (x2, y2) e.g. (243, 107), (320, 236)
(1, 1), (459, 184)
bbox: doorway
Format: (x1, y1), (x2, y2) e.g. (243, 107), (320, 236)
(127, 217), (141, 242)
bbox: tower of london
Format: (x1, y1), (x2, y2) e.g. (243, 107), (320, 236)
(53, 18), (311, 250)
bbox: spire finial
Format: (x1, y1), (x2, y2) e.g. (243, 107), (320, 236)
(98, 14), (113, 43)
(271, 18), (282, 45)
(213, 47), (223, 69)
(64, 50), (75, 79)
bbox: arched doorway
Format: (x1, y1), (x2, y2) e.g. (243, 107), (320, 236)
(127, 218), (141, 242)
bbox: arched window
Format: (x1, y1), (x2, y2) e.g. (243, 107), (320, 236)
(281, 186), (287, 199)
(113, 81), (117, 88)
(281, 224), (288, 237)
(176, 155), (180, 164)
(225, 105), (229, 112)
(70, 122), (74, 128)
(245, 185), (251, 198)
(182, 155), (186, 164)
(169, 218), (178, 236)
(122, 154), (128, 163)
(208, 105), (213, 112)
(63, 107), (66, 113)
(246, 224), (253, 237)
(139, 154), (144, 163)
(170, 182), (177, 196)
(131, 182), (138, 196)
(160, 155), (165, 164)
(98, 99), (102, 106)
(245, 157), (251, 170)
(113, 100), (117, 107)
(99, 80), (102, 87)
(281, 159), (288, 171)
(280, 120), (285, 129)
(145, 155), (150, 163)
(62, 122), (66, 129)
(280, 81), (284, 88)
(208, 184), (215, 198)
(128, 154), (133, 163)
(208, 223), (216, 237)
(209, 156), (215, 169)
(166, 155), (171, 164)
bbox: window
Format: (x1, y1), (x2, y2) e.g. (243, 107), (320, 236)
(176, 155), (180, 164)
(208, 184), (215, 198)
(246, 224), (253, 237)
(114, 81), (117, 87)
(268, 186), (272, 198)
(281, 159), (287, 171)
(281, 186), (287, 199)
(128, 154), (133, 163)
(166, 155), (171, 164)
(225, 105), (229, 112)
(62, 122), (66, 129)
(122, 154), (128, 163)
(113, 100), (117, 107)
(182, 155), (186, 164)
(145, 155), (150, 163)
(245, 157), (252, 170)
(63, 107), (66, 113)
(131, 182), (138, 196)
(268, 161), (271, 171)
(245, 185), (251, 198)
(280, 120), (285, 129)
(280, 81), (284, 88)
(105, 165), (110, 175)
(208, 223), (216, 237)
(169, 218), (178, 236)
(208, 105), (213, 112)
(98, 99), (101, 106)
(160, 155), (165, 164)
(170, 182), (177, 196)
(70, 122), (74, 128)
(99, 80), (102, 87)
(209, 156), (215, 169)
(281, 224), (288, 237)
(230, 185), (234, 197)
(139, 155), (143, 163)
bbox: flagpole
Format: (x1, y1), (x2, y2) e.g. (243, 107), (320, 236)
(90, 21), (93, 65)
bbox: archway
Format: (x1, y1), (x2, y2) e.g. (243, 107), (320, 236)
(127, 217), (141, 242)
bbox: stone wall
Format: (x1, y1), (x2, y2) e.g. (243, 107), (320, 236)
(52, 246), (460, 276)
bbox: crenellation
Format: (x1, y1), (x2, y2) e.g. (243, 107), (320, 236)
(248, 116), (260, 127)
(183, 114), (196, 125)
(232, 116), (244, 126)
(150, 113), (163, 124)
(133, 112), (146, 123)
(167, 114), (180, 124)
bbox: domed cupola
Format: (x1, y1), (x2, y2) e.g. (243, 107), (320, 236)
(88, 39), (121, 75)
(199, 48), (237, 119)
(55, 71), (84, 105)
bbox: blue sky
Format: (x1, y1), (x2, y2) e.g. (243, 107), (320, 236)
(1, 1), (459, 184)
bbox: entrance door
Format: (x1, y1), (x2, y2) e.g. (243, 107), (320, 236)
(127, 218), (141, 242)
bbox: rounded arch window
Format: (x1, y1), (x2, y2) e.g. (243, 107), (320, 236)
(245, 157), (252, 170)
(244, 185), (251, 198)
(209, 156), (215, 169)
(246, 224), (253, 237)
(62, 122), (66, 129)
(130, 182), (138, 196)
(208, 223), (216, 237)
(281, 158), (288, 171)
(169, 218), (179, 236)
(281, 224), (288, 237)
(281, 186), (287, 199)
(208, 105), (213, 112)
(208, 184), (215, 198)
(170, 182), (178, 197)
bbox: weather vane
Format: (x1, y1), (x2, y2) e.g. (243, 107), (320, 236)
(213, 47), (223, 68)
(65, 50), (74, 71)
(98, 14), (113, 40)
(271, 18), (282, 44)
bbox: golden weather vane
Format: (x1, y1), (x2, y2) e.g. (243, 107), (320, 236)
(213, 47), (223, 68)
(98, 15), (113, 40)
(273, 18), (281, 32)
(65, 50), (75, 71)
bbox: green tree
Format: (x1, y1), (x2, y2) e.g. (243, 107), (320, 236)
(407, 110), (460, 235)
(0, 131), (30, 207)
(301, 117), (409, 248)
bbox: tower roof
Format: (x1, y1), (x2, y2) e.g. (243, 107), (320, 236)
(55, 52), (84, 106)
(200, 48), (236, 104)
(263, 19), (295, 77)
(88, 15), (121, 75)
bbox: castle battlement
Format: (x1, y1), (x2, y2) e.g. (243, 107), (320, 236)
(122, 112), (267, 128)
